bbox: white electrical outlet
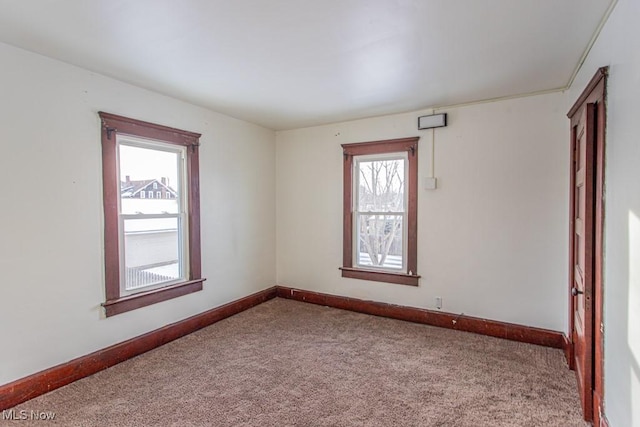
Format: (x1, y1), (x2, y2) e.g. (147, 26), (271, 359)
(435, 297), (442, 309)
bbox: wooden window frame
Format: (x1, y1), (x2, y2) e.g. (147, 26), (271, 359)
(340, 137), (420, 286)
(99, 112), (205, 317)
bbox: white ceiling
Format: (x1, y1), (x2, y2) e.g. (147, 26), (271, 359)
(0, 0), (614, 130)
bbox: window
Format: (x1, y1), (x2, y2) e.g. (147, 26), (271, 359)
(99, 112), (205, 317)
(153, 182), (158, 190)
(166, 192), (171, 199)
(340, 137), (419, 286)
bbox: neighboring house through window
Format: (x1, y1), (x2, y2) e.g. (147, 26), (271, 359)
(340, 137), (419, 286)
(99, 112), (205, 316)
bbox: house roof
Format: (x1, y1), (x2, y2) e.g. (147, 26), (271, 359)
(0, 1), (615, 130)
(121, 179), (177, 198)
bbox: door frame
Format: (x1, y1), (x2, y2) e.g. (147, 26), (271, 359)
(566, 66), (607, 425)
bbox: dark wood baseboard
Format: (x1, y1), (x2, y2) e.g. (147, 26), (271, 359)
(0, 285), (570, 411)
(276, 286), (564, 349)
(0, 287), (277, 411)
(563, 334), (574, 369)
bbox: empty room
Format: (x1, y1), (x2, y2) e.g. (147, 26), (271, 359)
(0, 0), (638, 426)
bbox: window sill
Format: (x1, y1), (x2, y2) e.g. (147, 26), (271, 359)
(102, 279), (205, 317)
(339, 267), (420, 286)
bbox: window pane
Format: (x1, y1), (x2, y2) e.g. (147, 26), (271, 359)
(123, 217), (184, 291)
(119, 144), (180, 214)
(356, 214), (404, 270)
(357, 158), (405, 212)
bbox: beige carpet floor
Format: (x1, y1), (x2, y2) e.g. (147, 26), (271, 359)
(4, 298), (587, 427)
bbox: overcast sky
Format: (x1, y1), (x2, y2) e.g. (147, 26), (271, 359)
(119, 143), (179, 187)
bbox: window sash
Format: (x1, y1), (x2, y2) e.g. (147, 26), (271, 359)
(352, 153), (409, 273)
(354, 213), (406, 271)
(118, 214), (188, 294)
(116, 137), (189, 295)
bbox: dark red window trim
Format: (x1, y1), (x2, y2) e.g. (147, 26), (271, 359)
(98, 112), (205, 317)
(340, 137), (420, 287)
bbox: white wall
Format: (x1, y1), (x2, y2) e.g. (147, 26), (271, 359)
(277, 92), (568, 332)
(0, 42), (276, 385)
(564, 0), (640, 424)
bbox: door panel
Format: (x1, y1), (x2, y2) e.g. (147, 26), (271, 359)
(570, 102), (596, 421)
(567, 67), (606, 425)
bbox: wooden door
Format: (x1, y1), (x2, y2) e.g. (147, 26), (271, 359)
(567, 67), (606, 424)
(570, 102), (596, 421)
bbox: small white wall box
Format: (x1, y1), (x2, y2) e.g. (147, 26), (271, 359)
(425, 177), (437, 190)
(418, 113), (447, 130)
